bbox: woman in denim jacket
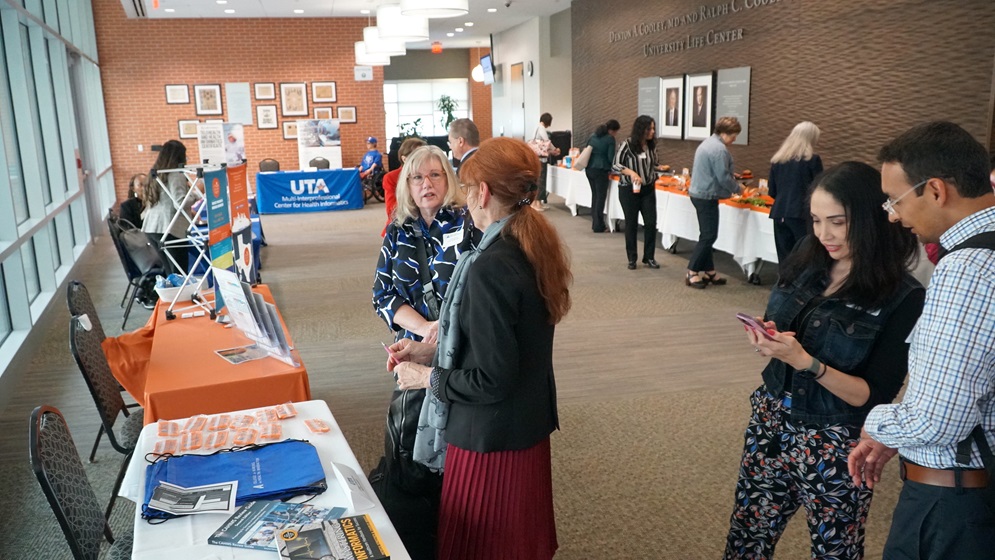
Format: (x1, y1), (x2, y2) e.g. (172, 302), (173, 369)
(723, 162), (925, 560)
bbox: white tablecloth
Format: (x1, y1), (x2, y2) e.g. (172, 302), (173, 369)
(119, 400), (410, 560)
(549, 164), (776, 277)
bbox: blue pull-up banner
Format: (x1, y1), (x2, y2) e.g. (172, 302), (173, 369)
(255, 169), (363, 213)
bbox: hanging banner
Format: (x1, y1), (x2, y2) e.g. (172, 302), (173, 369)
(226, 163), (257, 284)
(297, 119), (343, 170)
(197, 122), (226, 165)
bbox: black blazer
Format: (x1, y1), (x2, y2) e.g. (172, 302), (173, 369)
(119, 197), (143, 229)
(435, 235), (559, 453)
(768, 155), (823, 221)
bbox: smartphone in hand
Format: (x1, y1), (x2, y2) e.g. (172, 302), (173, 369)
(736, 313), (777, 341)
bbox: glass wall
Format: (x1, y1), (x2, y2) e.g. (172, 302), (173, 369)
(0, 0), (110, 376)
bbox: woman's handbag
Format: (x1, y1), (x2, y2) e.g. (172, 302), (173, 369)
(573, 145), (594, 171)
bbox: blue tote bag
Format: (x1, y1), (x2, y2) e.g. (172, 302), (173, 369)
(142, 439), (327, 520)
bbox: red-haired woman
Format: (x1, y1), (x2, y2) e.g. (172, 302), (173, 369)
(389, 136), (572, 560)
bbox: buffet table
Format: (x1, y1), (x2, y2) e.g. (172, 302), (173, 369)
(548, 165), (776, 281)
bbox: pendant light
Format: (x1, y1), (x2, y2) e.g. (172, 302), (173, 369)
(471, 46), (484, 82)
(400, 0), (469, 19)
(363, 27), (407, 56)
(377, 4), (430, 42)
(355, 42), (390, 66)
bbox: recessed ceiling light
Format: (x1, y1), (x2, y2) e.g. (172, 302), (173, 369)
(164, 8), (175, 12)
(294, 9), (304, 14)
(360, 9), (370, 14)
(224, 9), (235, 13)
(216, 0), (227, 4)
(464, 22), (474, 26)
(487, 8), (497, 13)
(455, 27), (464, 32)
(446, 32), (454, 37)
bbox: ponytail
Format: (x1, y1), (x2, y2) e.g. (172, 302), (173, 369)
(504, 207), (572, 324)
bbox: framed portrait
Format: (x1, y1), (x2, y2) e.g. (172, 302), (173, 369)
(178, 119), (199, 139)
(658, 76), (684, 140)
(193, 84), (222, 116)
(684, 72), (714, 141)
(254, 82), (275, 100)
(165, 84), (189, 104)
(280, 82), (308, 116)
(314, 107), (333, 120)
(337, 106), (356, 123)
(311, 81), (336, 103)
(257, 105), (278, 129)
(283, 120), (299, 140)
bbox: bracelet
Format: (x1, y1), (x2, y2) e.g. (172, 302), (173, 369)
(813, 362), (828, 381)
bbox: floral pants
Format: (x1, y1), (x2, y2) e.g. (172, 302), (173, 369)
(723, 387), (872, 560)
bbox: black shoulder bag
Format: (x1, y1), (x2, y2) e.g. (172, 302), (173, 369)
(944, 232), (995, 496)
(368, 225), (444, 557)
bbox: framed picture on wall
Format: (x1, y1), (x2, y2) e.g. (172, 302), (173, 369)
(684, 72), (714, 141)
(283, 121), (299, 140)
(311, 82), (336, 103)
(165, 84), (189, 104)
(280, 82), (308, 116)
(257, 105), (278, 129)
(337, 106), (356, 123)
(194, 84), (223, 116)
(254, 82), (276, 100)
(314, 107), (333, 120)
(658, 76), (683, 140)
(178, 119), (199, 139)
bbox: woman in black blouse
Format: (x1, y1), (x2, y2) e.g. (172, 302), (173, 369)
(389, 137), (572, 560)
(613, 115), (666, 269)
(118, 173), (146, 228)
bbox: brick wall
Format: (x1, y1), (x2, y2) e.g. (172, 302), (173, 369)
(572, 0), (995, 176)
(469, 47), (492, 142)
(93, 0), (385, 200)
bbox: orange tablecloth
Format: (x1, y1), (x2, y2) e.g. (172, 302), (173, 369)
(141, 284), (310, 424)
(102, 313), (156, 402)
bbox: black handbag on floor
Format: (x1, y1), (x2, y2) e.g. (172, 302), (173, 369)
(368, 225), (443, 560)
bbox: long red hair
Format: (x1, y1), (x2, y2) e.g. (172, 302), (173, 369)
(460, 137), (572, 324)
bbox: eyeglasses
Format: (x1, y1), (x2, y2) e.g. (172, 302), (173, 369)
(882, 178), (928, 215)
(408, 171), (446, 186)
(459, 182), (476, 195)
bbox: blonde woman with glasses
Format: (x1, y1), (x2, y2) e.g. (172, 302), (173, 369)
(769, 122), (824, 263)
(371, 144), (467, 559)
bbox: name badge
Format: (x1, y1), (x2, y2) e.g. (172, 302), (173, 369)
(638, 152), (648, 160)
(443, 229), (462, 249)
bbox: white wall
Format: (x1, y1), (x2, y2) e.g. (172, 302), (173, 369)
(491, 9), (573, 142)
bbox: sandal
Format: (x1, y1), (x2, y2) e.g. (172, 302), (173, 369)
(703, 271), (727, 286)
(685, 271), (706, 289)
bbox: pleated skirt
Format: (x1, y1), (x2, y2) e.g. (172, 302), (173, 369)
(437, 437), (558, 560)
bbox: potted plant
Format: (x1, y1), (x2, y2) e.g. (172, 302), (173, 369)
(438, 95), (458, 130)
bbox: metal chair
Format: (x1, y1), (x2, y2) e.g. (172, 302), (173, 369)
(107, 213), (145, 309)
(259, 158), (280, 172)
(29, 405), (134, 560)
(114, 223), (169, 329)
(69, 315), (144, 520)
(309, 156), (330, 169)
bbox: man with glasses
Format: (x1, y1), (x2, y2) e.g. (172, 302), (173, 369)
(848, 121), (995, 560)
(447, 118), (480, 172)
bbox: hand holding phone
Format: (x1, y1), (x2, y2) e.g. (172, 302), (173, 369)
(736, 313), (777, 341)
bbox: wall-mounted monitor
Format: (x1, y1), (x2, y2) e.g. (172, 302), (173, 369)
(480, 54), (494, 85)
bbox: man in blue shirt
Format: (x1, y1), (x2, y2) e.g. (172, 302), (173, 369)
(849, 121), (995, 560)
(359, 136), (382, 180)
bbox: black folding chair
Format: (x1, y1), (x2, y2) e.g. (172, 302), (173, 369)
(114, 224), (168, 329)
(29, 405), (134, 560)
(259, 158), (280, 172)
(69, 315), (144, 520)
(309, 156), (330, 169)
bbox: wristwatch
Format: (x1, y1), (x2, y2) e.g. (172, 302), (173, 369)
(797, 357), (822, 380)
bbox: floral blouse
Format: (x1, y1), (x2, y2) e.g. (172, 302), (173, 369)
(372, 206), (467, 341)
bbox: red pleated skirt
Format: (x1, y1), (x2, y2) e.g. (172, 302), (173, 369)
(437, 437), (558, 560)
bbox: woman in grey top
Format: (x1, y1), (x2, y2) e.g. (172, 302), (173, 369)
(142, 140), (200, 273)
(687, 117), (742, 288)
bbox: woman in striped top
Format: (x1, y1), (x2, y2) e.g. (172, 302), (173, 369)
(613, 115), (666, 269)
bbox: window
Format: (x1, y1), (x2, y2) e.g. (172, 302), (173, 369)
(21, 238), (39, 304)
(0, 26), (28, 224)
(384, 79), (469, 140)
(47, 220), (60, 269)
(0, 264), (10, 346)
(20, 23), (52, 206)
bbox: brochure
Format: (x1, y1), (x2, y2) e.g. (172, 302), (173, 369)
(277, 515), (389, 560)
(208, 500), (346, 551)
(147, 480), (238, 516)
(215, 344), (269, 365)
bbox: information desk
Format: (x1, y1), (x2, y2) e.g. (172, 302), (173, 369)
(119, 400), (411, 560)
(255, 169), (363, 214)
(142, 284), (310, 424)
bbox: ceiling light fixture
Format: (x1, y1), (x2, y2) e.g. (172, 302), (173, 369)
(465, 22), (473, 26)
(376, 4), (430, 42)
(363, 26), (407, 56)
(360, 9), (370, 14)
(446, 32), (454, 37)
(216, 0), (227, 4)
(455, 27), (463, 32)
(294, 9), (303, 14)
(400, 0), (469, 19)
(471, 47), (484, 82)
(224, 9), (235, 13)
(355, 42), (390, 66)
(487, 8), (497, 13)
(164, 8), (175, 13)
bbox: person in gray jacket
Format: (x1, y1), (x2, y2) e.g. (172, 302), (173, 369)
(687, 116), (742, 288)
